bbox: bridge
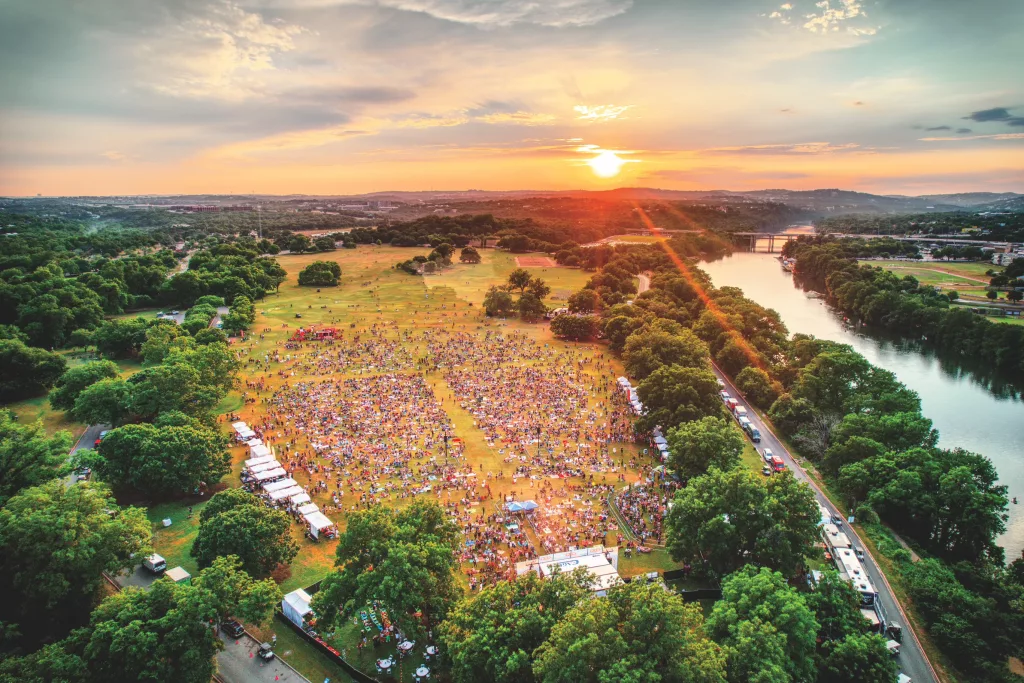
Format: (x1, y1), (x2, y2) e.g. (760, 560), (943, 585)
(731, 232), (802, 253)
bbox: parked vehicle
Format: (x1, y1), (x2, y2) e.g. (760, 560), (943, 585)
(855, 547), (865, 561)
(720, 390), (731, 402)
(770, 455), (785, 472)
(762, 448), (774, 463)
(727, 398), (739, 411)
(258, 642), (275, 661)
(93, 429), (110, 448)
(886, 640), (901, 656)
(734, 406), (748, 419)
(738, 416), (752, 432)
(750, 427), (761, 443)
(142, 553), (167, 574)
(221, 620), (245, 638)
(761, 465), (773, 476)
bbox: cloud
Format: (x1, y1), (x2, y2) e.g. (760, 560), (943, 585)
(143, 1), (305, 100)
(925, 126), (951, 131)
(919, 133), (1024, 142)
(100, 151), (128, 162)
(963, 107), (1024, 126)
(702, 141), (861, 155)
(573, 104), (633, 121)
(343, 0), (633, 27)
(475, 111), (557, 125)
(956, 128), (973, 134)
(768, 0), (879, 36)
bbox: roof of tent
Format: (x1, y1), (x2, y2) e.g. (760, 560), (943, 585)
(249, 444), (272, 458)
(296, 503), (319, 515)
(521, 500), (539, 511)
(283, 589), (312, 618)
(262, 477), (297, 492)
(231, 421), (247, 430)
(244, 455), (277, 468)
(304, 512), (334, 530)
(269, 485), (305, 501)
(290, 493), (312, 506)
(236, 429), (256, 439)
(252, 468), (286, 482)
(247, 460), (280, 474)
(245, 438), (263, 447)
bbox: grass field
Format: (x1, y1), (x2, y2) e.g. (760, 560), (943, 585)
(857, 259), (999, 291)
(141, 245), (668, 682)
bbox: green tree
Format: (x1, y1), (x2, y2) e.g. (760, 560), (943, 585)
(706, 565), (818, 683)
(566, 289), (602, 313)
(297, 260), (341, 287)
(526, 278), (551, 300)
(311, 500), (461, 639)
(549, 314), (599, 341)
(636, 364), (723, 431)
(0, 411), (72, 505)
(191, 489), (298, 578)
(91, 317), (150, 358)
(623, 327), (709, 379)
(532, 579), (726, 683)
(484, 286), (516, 317)
(734, 366), (781, 409)
(665, 468), (819, 577)
(819, 634), (899, 683)
(459, 246), (482, 264)
(439, 570), (593, 683)
(0, 339), (67, 402)
(84, 421), (230, 497)
(517, 292), (547, 321)
(986, 289), (998, 300)
(48, 360), (119, 411)
(666, 416), (745, 481)
(1009, 290), (1023, 303)
(507, 268), (533, 293)
(0, 481), (151, 646)
(806, 570), (870, 643)
(71, 377), (133, 426)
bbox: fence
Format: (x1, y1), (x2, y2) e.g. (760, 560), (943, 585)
(275, 611), (380, 683)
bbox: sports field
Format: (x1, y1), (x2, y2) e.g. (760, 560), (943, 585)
(857, 259), (999, 290)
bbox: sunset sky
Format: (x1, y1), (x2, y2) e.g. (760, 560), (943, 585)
(1, 0), (1022, 196)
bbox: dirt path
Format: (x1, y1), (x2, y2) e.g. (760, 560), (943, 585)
(637, 272), (651, 293)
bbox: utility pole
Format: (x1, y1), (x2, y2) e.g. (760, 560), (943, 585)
(443, 428), (450, 468)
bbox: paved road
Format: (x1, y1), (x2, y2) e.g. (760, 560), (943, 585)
(637, 272), (651, 294)
(210, 305), (230, 329)
(217, 631), (311, 683)
(713, 364), (937, 683)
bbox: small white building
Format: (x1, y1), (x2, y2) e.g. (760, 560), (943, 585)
(516, 545), (622, 596)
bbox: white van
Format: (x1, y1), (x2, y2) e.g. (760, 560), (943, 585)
(142, 553), (167, 574)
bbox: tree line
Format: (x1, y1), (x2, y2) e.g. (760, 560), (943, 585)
(783, 237), (1024, 388)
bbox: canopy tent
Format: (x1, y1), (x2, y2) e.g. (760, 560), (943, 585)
(245, 438), (263, 447)
(290, 493), (312, 507)
(296, 503), (319, 516)
(244, 455), (277, 468)
(506, 500), (539, 513)
(249, 443), (272, 459)
(236, 428), (256, 440)
(247, 460), (280, 474)
(269, 485), (305, 502)
(304, 511), (336, 539)
(262, 477), (298, 493)
(231, 421), (248, 431)
(282, 589), (312, 628)
(653, 436), (668, 448)
(252, 467), (286, 483)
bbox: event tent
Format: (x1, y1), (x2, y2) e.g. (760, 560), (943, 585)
(296, 503), (319, 516)
(252, 467), (286, 483)
(262, 477), (297, 493)
(290, 493), (312, 507)
(282, 589), (312, 628)
(269, 485), (304, 502)
(249, 444), (272, 459)
(304, 511), (336, 539)
(247, 460), (280, 474)
(244, 455), (277, 468)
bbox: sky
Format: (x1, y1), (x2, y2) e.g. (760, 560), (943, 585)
(1, 0), (1022, 196)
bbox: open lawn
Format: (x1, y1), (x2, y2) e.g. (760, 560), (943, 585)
(858, 259), (999, 290)
(141, 245), (671, 679)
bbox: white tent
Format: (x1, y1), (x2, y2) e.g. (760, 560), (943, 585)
(262, 477), (297, 493)
(249, 443), (272, 459)
(290, 493), (312, 506)
(282, 589), (312, 628)
(245, 438), (263, 447)
(231, 421), (248, 431)
(236, 428), (256, 440)
(296, 503), (319, 515)
(304, 511), (336, 539)
(247, 460), (280, 474)
(244, 455), (276, 468)
(252, 467), (286, 482)
(269, 485), (305, 502)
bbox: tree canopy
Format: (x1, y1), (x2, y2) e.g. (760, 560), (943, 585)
(191, 488), (298, 578)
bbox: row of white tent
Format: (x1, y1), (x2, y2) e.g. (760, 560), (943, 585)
(240, 437), (337, 540)
(616, 377), (645, 416)
(617, 378), (668, 462)
(231, 421), (256, 441)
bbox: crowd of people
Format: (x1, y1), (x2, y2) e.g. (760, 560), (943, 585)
(614, 482), (679, 547)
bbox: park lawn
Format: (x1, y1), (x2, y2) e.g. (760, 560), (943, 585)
(858, 259), (999, 284)
(990, 316), (1024, 326)
(109, 308), (162, 321)
(147, 500), (206, 576)
(430, 248), (591, 306)
(618, 548), (683, 578)
(6, 393), (87, 440)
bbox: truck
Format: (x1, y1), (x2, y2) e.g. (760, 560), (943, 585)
(770, 455), (786, 472)
(142, 553), (167, 574)
(734, 406), (748, 419)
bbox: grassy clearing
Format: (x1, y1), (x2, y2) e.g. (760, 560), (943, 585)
(146, 500), (206, 576)
(6, 393), (87, 441)
(857, 260), (999, 290)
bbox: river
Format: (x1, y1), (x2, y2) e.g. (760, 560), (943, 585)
(701, 248), (1024, 559)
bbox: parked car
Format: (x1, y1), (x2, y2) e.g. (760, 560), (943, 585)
(141, 553), (167, 574)
(258, 642), (275, 661)
(221, 620), (245, 638)
(93, 429), (110, 448)
(762, 448), (774, 463)
(761, 465), (773, 476)
(855, 547), (865, 561)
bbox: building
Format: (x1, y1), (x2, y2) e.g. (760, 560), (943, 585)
(992, 251), (1021, 266)
(516, 545), (621, 596)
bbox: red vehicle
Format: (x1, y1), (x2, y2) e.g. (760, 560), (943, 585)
(770, 455), (786, 472)
(290, 326), (338, 342)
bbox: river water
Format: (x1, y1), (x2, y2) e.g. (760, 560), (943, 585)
(701, 249), (1024, 559)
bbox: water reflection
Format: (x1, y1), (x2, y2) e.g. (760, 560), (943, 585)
(701, 251), (1024, 557)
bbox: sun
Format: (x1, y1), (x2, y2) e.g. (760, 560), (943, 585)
(587, 150), (626, 178)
